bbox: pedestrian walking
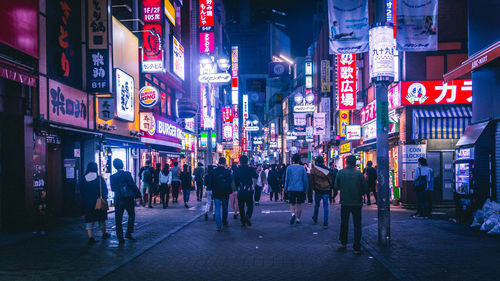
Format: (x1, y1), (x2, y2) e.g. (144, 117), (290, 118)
(310, 156), (332, 229)
(110, 158), (141, 244)
(254, 164), (267, 206)
(334, 155), (368, 254)
(363, 161), (377, 205)
(194, 163), (205, 202)
(180, 164), (193, 208)
(267, 165), (281, 202)
(82, 162), (110, 244)
(278, 164), (285, 201)
(209, 158), (233, 231)
(139, 160), (154, 208)
(234, 155), (258, 227)
(229, 164), (239, 219)
(159, 165), (170, 208)
(413, 157), (434, 219)
(204, 165), (215, 221)
(153, 163), (161, 205)
(170, 161), (182, 203)
(329, 162), (338, 204)
(285, 154), (309, 225)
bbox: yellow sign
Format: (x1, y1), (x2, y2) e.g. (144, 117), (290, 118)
(165, 0), (176, 26)
(339, 110), (350, 138)
(340, 142), (351, 154)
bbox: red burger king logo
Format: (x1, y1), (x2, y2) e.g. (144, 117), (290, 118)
(139, 86), (159, 108)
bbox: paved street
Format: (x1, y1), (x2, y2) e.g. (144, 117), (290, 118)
(1, 193), (500, 281)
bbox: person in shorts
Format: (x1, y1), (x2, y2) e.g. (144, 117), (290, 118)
(284, 154), (309, 225)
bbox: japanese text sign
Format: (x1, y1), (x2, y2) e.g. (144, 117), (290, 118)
(222, 106), (233, 122)
(48, 79), (93, 129)
(114, 69), (135, 122)
(142, 0), (162, 23)
(98, 97), (114, 121)
(339, 110), (350, 138)
(87, 49), (110, 92)
(88, 0), (108, 49)
(337, 54), (357, 110)
(361, 101), (376, 125)
(340, 142), (351, 154)
(200, 32), (215, 53)
(199, 0), (214, 27)
(142, 23), (164, 72)
(401, 79), (472, 105)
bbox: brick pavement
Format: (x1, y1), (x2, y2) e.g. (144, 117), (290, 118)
(104, 200), (397, 281)
(0, 193), (204, 281)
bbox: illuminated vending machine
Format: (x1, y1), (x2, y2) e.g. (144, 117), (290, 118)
(454, 147), (474, 219)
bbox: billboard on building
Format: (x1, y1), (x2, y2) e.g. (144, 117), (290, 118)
(396, 0), (438, 52)
(327, 0), (369, 54)
(338, 54), (357, 110)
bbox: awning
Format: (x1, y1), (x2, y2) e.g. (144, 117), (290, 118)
(413, 106), (472, 140)
(140, 137), (183, 149)
(456, 121), (490, 147)
(103, 135), (146, 149)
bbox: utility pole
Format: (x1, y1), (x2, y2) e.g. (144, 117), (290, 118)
(373, 0), (393, 247)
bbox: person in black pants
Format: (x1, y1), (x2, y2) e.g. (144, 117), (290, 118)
(363, 161), (377, 205)
(304, 163), (313, 203)
(110, 159), (141, 244)
(329, 162), (338, 203)
(158, 165), (170, 208)
(234, 155), (258, 226)
(254, 164), (266, 206)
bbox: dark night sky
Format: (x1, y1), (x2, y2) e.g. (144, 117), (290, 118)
(226, 0), (319, 57)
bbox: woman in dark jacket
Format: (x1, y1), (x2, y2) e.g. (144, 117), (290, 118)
(82, 162), (109, 244)
(180, 164), (193, 208)
(267, 165), (281, 202)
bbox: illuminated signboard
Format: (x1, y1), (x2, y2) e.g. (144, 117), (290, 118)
(172, 36), (185, 80)
(199, 32), (215, 53)
(114, 68), (135, 122)
(222, 106), (233, 122)
(199, 0), (214, 27)
(337, 54), (356, 110)
(345, 125), (361, 140)
(401, 79), (472, 105)
(340, 142), (351, 154)
(138, 85), (159, 108)
(198, 73), (231, 83)
(339, 110), (349, 138)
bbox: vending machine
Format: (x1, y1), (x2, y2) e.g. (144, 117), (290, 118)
(454, 147), (474, 218)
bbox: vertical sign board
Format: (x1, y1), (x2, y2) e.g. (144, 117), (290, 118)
(232, 46), (240, 147)
(172, 36), (185, 80)
(321, 60), (331, 93)
(339, 110), (349, 139)
(337, 54), (356, 110)
(114, 69), (135, 122)
(142, 0), (163, 72)
(87, 0), (111, 93)
(199, 0), (215, 28)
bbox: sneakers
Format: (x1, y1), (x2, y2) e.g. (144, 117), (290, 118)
(354, 249), (361, 255)
(255, 202), (260, 206)
(338, 243), (347, 251)
(88, 237), (96, 244)
(296, 219), (301, 225)
(233, 213), (238, 219)
(323, 224), (328, 229)
(290, 215), (296, 225)
(184, 203), (189, 208)
(312, 217), (318, 224)
(412, 214), (425, 219)
(246, 219), (252, 226)
(216, 227), (222, 232)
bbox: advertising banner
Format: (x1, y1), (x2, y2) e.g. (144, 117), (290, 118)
(396, 0), (438, 52)
(401, 79), (472, 105)
(362, 120), (377, 141)
(320, 98), (332, 141)
(200, 84), (215, 129)
(401, 144), (427, 180)
(294, 113), (307, 126)
(327, 0), (369, 54)
(314, 113), (326, 136)
(200, 32), (215, 53)
(321, 60), (331, 93)
(114, 69), (135, 122)
(339, 110), (350, 138)
(222, 106), (233, 122)
(140, 113), (183, 144)
(337, 54), (357, 110)
(306, 126), (314, 142)
(360, 100), (376, 125)
(142, 0), (162, 22)
(223, 123), (233, 140)
(172, 36), (185, 80)
(340, 142), (351, 154)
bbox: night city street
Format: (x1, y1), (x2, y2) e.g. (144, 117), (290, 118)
(1, 0), (500, 280)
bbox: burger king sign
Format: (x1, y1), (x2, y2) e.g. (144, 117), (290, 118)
(139, 86), (160, 108)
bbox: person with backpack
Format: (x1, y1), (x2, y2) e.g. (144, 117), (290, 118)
(234, 155), (258, 227)
(139, 160), (154, 208)
(170, 161), (182, 203)
(194, 163), (205, 202)
(267, 165), (281, 202)
(285, 154), (309, 225)
(413, 157), (434, 219)
(363, 161), (377, 205)
(334, 155), (368, 254)
(110, 158), (141, 244)
(209, 158), (233, 231)
(310, 156), (332, 229)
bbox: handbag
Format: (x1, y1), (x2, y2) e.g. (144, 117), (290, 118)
(95, 176), (109, 211)
(414, 167), (427, 192)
